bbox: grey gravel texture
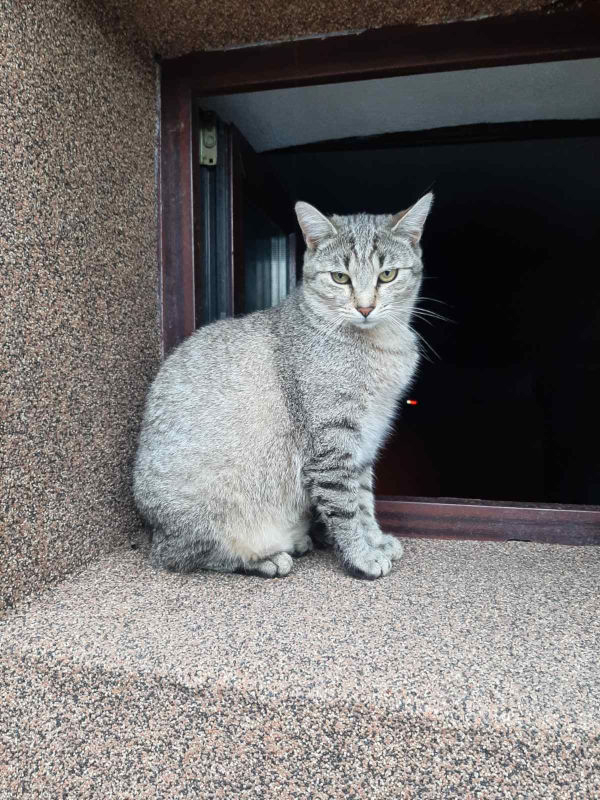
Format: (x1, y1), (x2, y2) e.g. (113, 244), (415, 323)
(1, 538), (599, 798)
(0, 0), (160, 612)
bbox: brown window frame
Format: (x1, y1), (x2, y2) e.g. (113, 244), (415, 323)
(158, 2), (600, 545)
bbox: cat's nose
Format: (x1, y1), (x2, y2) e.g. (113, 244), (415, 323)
(357, 306), (375, 317)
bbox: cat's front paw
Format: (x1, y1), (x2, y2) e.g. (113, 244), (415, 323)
(343, 545), (392, 580)
(365, 529), (404, 561)
(375, 533), (404, 561)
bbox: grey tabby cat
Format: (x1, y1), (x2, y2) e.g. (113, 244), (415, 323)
(133, 193), (433, 579)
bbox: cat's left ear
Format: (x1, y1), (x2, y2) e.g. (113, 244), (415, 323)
(389, 192), (434, 246)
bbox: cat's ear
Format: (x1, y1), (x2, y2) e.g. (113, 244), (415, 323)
(295, 201), (337, 250)
(389, 192), (434, 246)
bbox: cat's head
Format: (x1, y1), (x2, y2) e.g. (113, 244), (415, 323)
(295, 193), (432, 331)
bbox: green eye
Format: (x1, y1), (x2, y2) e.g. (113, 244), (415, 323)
(378, 269), (399, 283)
(331, 272), (351, 285)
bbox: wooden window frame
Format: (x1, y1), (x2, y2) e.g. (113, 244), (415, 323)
(158, 2), (600, 545)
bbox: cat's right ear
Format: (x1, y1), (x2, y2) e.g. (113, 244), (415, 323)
(295, 202), (337, 250)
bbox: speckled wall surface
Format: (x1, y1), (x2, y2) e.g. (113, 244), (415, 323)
(0, 0), (160, 612)
(106, 0), (555, 57)
(0, 0), (574, 613)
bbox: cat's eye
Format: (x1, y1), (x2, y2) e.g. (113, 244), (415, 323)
(331, 272), (351, 285)
(378, 269), (399, 283)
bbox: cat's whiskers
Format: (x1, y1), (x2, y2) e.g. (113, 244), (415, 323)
(312, 314), (347, 339)
(386, 312), (440, 362)
(410, 312), (435, 328)
(410, 309), (452, 327)
(418, 295), (450, 306)
(313, 306), (357, 341)
(301, 295), (350, 338)
(413, 329), (441, 362)
(411, 305), (453, 323)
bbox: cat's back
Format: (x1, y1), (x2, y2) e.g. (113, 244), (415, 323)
(134, 304), (307, 530)
(143, 308), (283, 431)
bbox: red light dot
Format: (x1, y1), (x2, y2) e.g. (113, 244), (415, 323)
(406, 399), (418, 406)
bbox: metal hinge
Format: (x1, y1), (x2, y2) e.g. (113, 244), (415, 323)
(199, 111), (217, 166)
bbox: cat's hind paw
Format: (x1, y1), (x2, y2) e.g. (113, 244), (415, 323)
(288, 531), (314, 558)
(245, 551), (293, 578)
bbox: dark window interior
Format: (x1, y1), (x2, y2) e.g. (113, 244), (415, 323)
(263, 135), (600, 505)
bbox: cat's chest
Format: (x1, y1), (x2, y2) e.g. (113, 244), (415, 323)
(366, 337), (417, 397)
(358, 346), (418, 463)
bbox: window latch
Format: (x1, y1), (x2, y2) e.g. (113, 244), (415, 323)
(199, 111), (217, 166)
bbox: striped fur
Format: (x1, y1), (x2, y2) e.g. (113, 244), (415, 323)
(133, 194), (433, 579)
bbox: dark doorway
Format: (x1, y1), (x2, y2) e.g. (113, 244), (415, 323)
(264, 130), (600, 505)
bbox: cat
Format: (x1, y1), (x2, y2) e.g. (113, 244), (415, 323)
(133, 193), (433, 579)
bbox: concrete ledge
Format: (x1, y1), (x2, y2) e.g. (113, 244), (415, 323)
(1, 539), (599, 798)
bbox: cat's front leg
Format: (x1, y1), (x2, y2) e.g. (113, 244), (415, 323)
(304, 437), (393, 579)
(358, 464), (404, 561)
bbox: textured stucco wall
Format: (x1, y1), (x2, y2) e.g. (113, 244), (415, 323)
(106, 0), (556, 57)
(0, 0), (573, 613)
(0, 0), (160, 611)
